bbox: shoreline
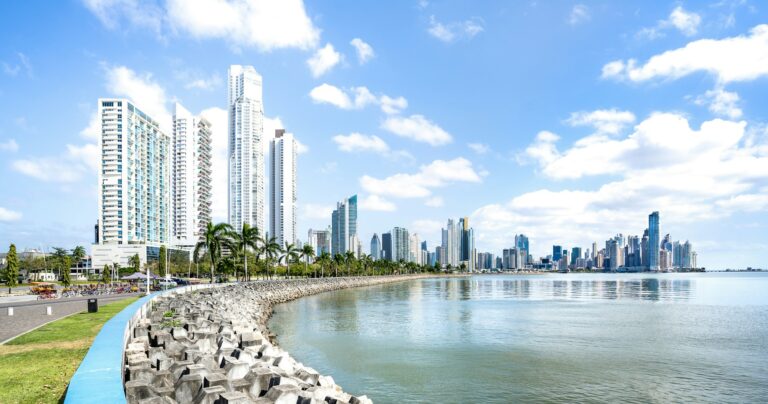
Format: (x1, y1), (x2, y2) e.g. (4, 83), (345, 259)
(122, 275), (436, 403)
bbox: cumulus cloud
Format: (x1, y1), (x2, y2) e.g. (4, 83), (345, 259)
(694, 88), (743, 119)
(359, 195), (397, 212)
(637, 6), (701, 39)
(309, 84), (407, 114)
(307, 43), (342, 77)
(428, 15), (484, 43)
(333, 133), (389, 153)
(603, 24), (768, 84)
(12, 143), (99, 183)
(381, 114), (452, 146)
(487, 112), (768, 258)
(0, 207), (22, 222)
(84, 0), (320, 51)
(566, 109), (636, 135)
(568, 4), (590, 25)
(360, 157), (481, 199)
(424, 196), (444, 207)
(105, 65), (172, 132)
(350, 38), (374, 64)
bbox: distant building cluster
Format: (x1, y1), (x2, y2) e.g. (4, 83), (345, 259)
(476, 211), (700, 273)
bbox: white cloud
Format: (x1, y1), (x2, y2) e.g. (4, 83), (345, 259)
(0, 139), (19, 152)
(333, 133), (389, 153)
(694, 88), (743, 119)
(80, 111), (101, 141)
(379, 95), (408, 115)
(12, 143), (99, 183)
(307, 43), (342, 77)
(424, 196), (444, 207)
(105, 65), (171, 132)
(428, 15), (484, 43)
(604, 24), (768, 84)
(669, 6), (702, 36)
(566, 109), (636, 135)
(359, 195), (397, 212)
(0, 207), (22, 222)
(309, 84), (406, 114)
(381, 114), (452, 146)
(637, 6), (701, 40)
(410, 219), (443, 243)
(468, 143), (489, 154)
(361, 157), (482, 199)
(84, 0), (320, 51)
(350, 38), (374, 64)
(568, 4), (590, 25)
(489, 112), (768, 258)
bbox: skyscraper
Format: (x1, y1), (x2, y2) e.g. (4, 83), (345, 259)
(331, 195), (357, 255)
(392, 227), (410, 262)
(442, 219), (458, 267)
(228, 65), (265, 233)
(172, 103), (212, 248)
(97, 99), (170, 246)
(409, 232), (421, 264)
(92, 98), (171, 269)
(570, 247), (582, 268)
(382, 232), (392, 261)
(515, 234), (529, 266)
(553, 245), (562, 262)
(269, 129), (297, 248)
(370, 233), (381, 260)
(649, 211), (660, 271)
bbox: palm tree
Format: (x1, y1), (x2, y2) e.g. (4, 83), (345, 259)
(262, 236), (281, 279)
(317, 252), (331, 278)
(359, 254), (372, 276)
(333, 253), (344, 277)
(194, 222), (233, 283)
(71, 246), (86, 266)
(301, 244), (316, 278)
(281, 242), (299, 279)
(230, 223), (260, 282)
(344, 251), (356, 277)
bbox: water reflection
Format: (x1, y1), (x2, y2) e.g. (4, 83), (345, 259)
(435, 275), (694, 302)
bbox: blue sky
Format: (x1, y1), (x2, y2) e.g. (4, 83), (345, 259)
(1, 0), (767, 269)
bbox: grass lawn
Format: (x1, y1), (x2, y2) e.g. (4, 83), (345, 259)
(0, 297), (138, 404)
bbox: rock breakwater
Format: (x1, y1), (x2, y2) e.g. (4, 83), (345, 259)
(123, 275), (430, 403)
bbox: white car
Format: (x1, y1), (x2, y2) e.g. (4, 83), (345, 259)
(158, 280), (177, 288)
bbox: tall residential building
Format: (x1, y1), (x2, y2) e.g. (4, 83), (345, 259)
(331, 195), (358, 255)
(649, 211), (660, 271)
(392, 227), (410, 262)
(409, 233), (421, 264)
(459, 217), (475, 271)
(307, 228), (331, 255)
(171, 103), (212, 248)
(370, 233), (381, 260)
(93, 99), (171, 269)
(442, 219), (458, 267)
(570, 247), (582, 268)
(515, 234), (529, 266)
(269, 129), (297, 248)
(382, 232), (393, 261)
(97, 98), (170, 246)
(228, 65), (265, 233)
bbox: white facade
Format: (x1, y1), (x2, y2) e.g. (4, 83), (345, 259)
(269, 130), (297, 248)
(97, 98), (170, 246)
(172, 103), (212, 248)
(228, 65), (265, 233)
(409, 233), (421, 264)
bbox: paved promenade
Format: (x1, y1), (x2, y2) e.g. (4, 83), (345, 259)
(0, 294), (141, 344)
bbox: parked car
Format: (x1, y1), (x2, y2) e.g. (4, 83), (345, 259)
(158, 280), (177, 288)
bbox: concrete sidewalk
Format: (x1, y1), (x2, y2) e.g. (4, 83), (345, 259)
(0, 293), (141, 344)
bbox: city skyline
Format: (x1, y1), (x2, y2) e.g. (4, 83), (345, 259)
(1, 2), (767, 269)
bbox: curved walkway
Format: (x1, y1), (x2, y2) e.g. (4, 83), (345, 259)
(0, 294), (142, 344)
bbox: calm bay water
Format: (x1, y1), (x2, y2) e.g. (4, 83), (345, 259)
(269, 273), (768, 403)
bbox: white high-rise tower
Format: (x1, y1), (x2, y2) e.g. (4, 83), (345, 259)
(228, 65), (265, 233)
(172, 103), (212, 247)
(269, 129), (297, 248)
